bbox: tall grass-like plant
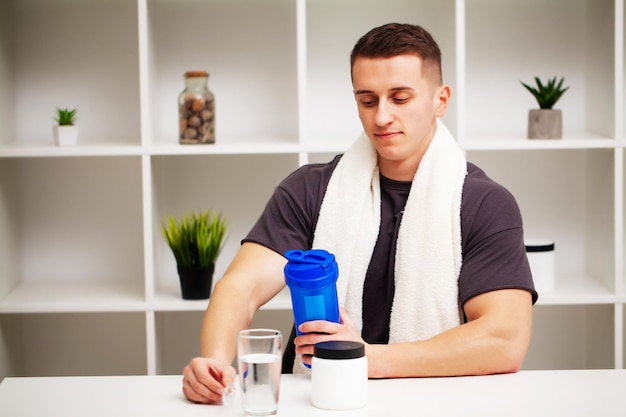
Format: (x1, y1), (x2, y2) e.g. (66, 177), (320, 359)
(520, 76), (569, 109)
(161, 210), (227, 268)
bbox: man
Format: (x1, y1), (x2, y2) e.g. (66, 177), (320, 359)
(182, 23), (537, 404)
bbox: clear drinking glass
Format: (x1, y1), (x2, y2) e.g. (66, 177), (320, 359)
(237, 329), (283, 416)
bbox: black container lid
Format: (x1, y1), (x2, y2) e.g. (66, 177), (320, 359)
(525, 242), (555, 252)
(314, 341), (365, 360)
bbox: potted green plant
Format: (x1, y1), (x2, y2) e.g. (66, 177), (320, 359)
(520, 76), (569, 139)
(53, 107), (78, 146)
(161, 210), (228, 299)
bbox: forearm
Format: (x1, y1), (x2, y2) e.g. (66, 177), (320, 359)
(199, 277), (256, 364)
(367, 289), (533, 378)
(367, 317), (527, 378)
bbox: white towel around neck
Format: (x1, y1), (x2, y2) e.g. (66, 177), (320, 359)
(293, 119), (467, 374)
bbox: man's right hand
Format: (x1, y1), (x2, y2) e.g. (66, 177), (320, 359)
(182, 357), (236, 404)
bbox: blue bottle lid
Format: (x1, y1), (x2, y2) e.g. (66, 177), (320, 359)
(284, 249), (338, 289)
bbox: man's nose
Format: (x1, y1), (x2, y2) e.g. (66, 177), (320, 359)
(375, 102), (393, 126)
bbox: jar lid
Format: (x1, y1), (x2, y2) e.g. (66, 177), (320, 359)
(314, 341), (365, 360)
(184, 70), (209, 78)
(525, 240), (555, 252)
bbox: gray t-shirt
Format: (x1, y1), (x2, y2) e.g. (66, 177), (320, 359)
(244, 155), (537, 344)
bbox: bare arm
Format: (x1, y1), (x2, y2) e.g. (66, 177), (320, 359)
(295, 289), (533, 378)
(183, 242), (287, 403)
(200, 242), (287, 361)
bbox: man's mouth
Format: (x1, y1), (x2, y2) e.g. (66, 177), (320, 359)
(375, 131), (400, 139)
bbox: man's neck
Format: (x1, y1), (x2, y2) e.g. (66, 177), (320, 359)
(378, 159), (420, 182)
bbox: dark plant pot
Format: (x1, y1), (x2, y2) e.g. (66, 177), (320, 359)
(177, 265), (214, 300)
(527, 109), (562, 139)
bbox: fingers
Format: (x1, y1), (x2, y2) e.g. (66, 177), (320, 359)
(298, 319), (342, 335)
(294, 315), (365, 366)
(299, 308), (356, 333)
(301, 353), (313, 366)
(222, 364), (236, 387)
(294, 322), (344, 362)
(182, 357), (234, 404)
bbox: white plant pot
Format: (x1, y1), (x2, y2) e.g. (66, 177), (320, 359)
(53, 125), (78, 146)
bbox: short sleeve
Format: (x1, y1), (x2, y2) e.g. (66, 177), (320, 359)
(242, 156), (341, 255)
(459, 164), (538, 306)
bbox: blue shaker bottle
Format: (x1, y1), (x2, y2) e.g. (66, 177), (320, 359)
(284, 249), (341, 338)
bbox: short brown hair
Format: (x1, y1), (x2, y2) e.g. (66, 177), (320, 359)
(350, 23), (442, 83)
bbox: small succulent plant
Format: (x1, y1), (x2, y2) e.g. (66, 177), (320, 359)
(55, 108), (77, 126)
(520, 76), (569, 110)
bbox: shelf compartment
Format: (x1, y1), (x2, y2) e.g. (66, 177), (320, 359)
(0, 159), (20, 304)
(150, 153), (299, 304)
(622, 148), (625, 297)
(0, 141), (144, 158)
(0, 312), (147, 377)
(153, 309), (293, 374)
(154, 311), (204, 374)
(623, 0), (626, 142)
(152, 284), (291, 313)
(536, 273), (618, 306)
(462, 135), (617, 151)
(146, 140), (303, 156)
(466, 149), (616, 299)
(304, 0), (457, 146)
(464, 0), (615, 143)
(524, 304), (615, 370)
(146, 0), (298, 146)
(0, 157), (145, 308)
(0, 0), (141, 147)
(623, 305), (625, 367)
(0, 280), (146, 314)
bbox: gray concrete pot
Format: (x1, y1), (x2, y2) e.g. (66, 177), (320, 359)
(527, 109), (562, 139)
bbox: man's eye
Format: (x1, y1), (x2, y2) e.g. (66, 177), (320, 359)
(361, 99), (378, 107)
(393, 97), (409, 104)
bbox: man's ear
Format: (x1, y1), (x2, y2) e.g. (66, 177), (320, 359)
(434, 84), (451, 117)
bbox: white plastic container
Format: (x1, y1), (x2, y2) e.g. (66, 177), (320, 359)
(311, 341), (367, 410)
(525, 240), (555, 293)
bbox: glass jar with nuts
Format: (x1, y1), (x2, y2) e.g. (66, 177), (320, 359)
(178, 71), (215, 144)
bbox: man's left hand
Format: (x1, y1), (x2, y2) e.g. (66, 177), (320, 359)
(293, 307), (366, 366)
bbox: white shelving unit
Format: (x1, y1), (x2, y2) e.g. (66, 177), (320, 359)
(0, 0), (624, 378)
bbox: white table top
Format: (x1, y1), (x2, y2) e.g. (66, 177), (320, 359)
(1, 370), (625, 416)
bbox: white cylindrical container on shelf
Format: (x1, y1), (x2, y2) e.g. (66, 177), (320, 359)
(525, 240), (555, 294)
(311, 341), (367, 410)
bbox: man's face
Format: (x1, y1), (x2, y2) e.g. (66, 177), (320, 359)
(352, 54), (449, 178)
